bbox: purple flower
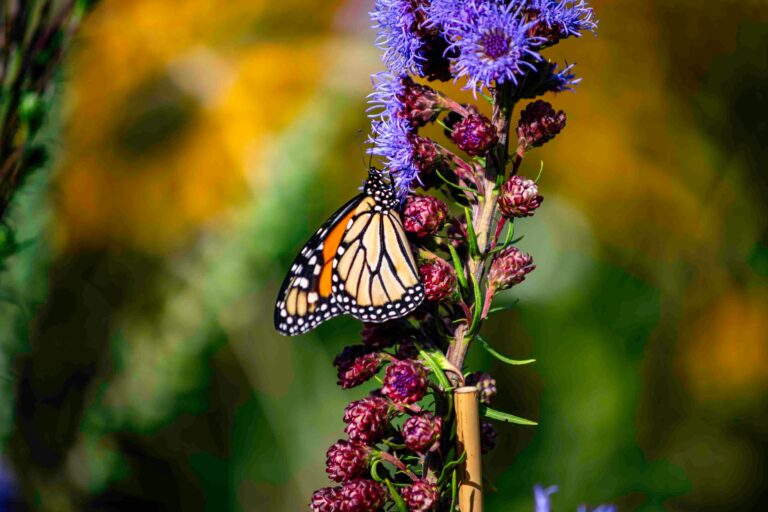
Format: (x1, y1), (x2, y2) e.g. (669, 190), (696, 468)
(340, 479), (388, 511)
(382, 359), (428, 404)
(534, 485), (559, 512)
(401, 479), (440, 511)
(310, 486), (342, 512)
(449, 1), (543, 92)
(498, 175), (544, 218)
(371, 0), (429, 75)
(368, 73), (441, 129)
(527, 0), (597, 45)
(403, 194), (449, 237)
(402, 413), (442, 452)
(488, 247), (535, 291)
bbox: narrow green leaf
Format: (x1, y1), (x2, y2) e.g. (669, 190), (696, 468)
(370, 459), (387, 483)
(469, 273), (483, 335)
(436, 169), (477, 194)
(448, 244), (468, 291)
(450, 469), (458, 511)
(535, 160), (544, 182)
(477, 335), (535, 365)
(385, 479), (408, 512)
(464, 207), (480, 259)
(480, 405), (538, 426)
(416, 342), (453, 391)
(438, 451), (466, 486)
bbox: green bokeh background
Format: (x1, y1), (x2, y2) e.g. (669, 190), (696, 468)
(1, 0), (767, 510)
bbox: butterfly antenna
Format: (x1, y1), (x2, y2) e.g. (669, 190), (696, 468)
(356, 129), (367, 168)
(368, 123), (380, 170)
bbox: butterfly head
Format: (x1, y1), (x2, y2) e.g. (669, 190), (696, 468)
(365, 167), (398, 209)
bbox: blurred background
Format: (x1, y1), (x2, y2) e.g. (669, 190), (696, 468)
(1, 0), (767, 510)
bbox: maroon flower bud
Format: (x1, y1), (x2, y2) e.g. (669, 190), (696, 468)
(360, 322), (397, 349)
(403, 194), (449, 237)
(343, 396), (390, 445)
(397, 338), (420, 360)
(382, 359), (428, 404)
(409, 134), (439, 174)
(517, 100), (566, 150)
(339, 479), (388, 512)
(401, 479), (440, 511)
(326, 440), (371, 482)
(333, 346), (382, 389)
(450, 113), (498, 156)
(466, 372), (497, 405)
(403, 413), (442, 452)
(480, 421), (497, 454)
(497, 175), (543, 218)
(419, 258), (456, 302)
(526, 9), (569, 44)
(397, 76), (441, 128)
(488, 247), (535, 291)
(416, 35), (457, 82)
(311, 486), (343, 512)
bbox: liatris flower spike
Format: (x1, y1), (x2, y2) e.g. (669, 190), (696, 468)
(295, 0), (600, 509)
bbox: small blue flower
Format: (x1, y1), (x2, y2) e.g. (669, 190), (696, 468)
(427, 0), (485, 33)
(368, 116), (420, 200)
(534, 484), (559, 512)
(534, 484), (616, 512)
(449, 1), (544, 92)
(527, 0), (598, 43)
(367, 72), (405, 121)
(371, 0), (427, 75)
(548, 62), (581, 91)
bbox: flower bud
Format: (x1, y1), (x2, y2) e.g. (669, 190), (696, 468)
(339, 479), (388, 511)
(517, 100), (566, 150)
(382, 360), (428, 404)
(497, 175), (543, 218)
(466, 372), (497, 405)
(416, 35), (456, 82)
(450, 113), (498, 156)
(419, 258), (456, 302)
(480, 421), (497, 454)
(333, 346), (382, 390)
(310, 486), (342, 512)
(402, 479), (440, 511)
(397, 76), (441, 128)
(403, 194), (449, 237)
(446, 217), (468, 250)
(343, 396), (390, 445)
(488, 247), (535, 291)
(403, 413), (442, 452)
(325, 440), (371, 482)
(409, 134), (439, 174)
(361, 322), (397, 350)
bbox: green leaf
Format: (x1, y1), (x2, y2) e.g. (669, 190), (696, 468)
(480, 405), (538, 426)
(436, 169), (477, 194)
(468, 273), (483, 335)
(385, 479), (408, 512)
(370, 459), (387, 483)
(438, 451), (466, 486)
(477, 335), (535, 365)
(416, 342), (453, 391)
(464, 207), (479, 259)
(450, 469), (458, 511)
(448, 244), (468, 291)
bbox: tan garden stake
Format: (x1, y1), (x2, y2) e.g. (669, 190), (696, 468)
(455, 386), (483, 511)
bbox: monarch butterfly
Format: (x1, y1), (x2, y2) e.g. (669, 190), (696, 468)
(274, 168), (425, 336)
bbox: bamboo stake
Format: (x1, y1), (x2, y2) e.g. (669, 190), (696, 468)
(455, 386), (483, 511)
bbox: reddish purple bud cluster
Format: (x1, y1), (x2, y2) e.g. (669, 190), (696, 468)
(333, 346), (382, 389)
(310, 479), (387, 512)
(480, 421), (497, 454)
(466, 372), (497, 405)
(450, 113), (498, 156)
(403, 413), (442, 452)
(401, 479), (441, 511)
(343, 396), (390, 445)
(382, 359), (428, 404)
(419, 258), (456, 302)
(498, 175), (543, 218)
(488, 247), (535, 291)
(326, 440), (370, 482)
(397, 76), (442, 128)
(517, 100), (566, 150)
(361, 322), (398, 350)
(408, 133), (439, 174)
(404, 194), (449, 237)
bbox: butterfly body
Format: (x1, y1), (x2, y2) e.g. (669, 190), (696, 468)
(274, 169), (424, 336)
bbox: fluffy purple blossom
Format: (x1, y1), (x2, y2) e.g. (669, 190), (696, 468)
(527, 0), (598, 44)
(371, 0), (428, 75)
(449, 1), (544, 92)
(368, 117), (421, 200)
(534, 484), (616, 512)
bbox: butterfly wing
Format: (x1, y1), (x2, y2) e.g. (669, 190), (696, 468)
(332, 196), (424, 322)
(274, 195), (363, 336)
